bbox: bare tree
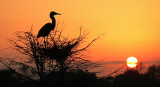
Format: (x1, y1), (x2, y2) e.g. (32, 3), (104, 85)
(0, 26), (102, 87)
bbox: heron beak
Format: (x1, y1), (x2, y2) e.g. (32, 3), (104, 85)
(55, 13), (61, 15)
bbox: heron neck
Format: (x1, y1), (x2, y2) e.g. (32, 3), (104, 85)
(52, 17), (56, 24)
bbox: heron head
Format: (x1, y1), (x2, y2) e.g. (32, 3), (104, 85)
(50, 11), (61, 17)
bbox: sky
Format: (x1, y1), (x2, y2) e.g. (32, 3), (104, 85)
(0, 0), (160, 62)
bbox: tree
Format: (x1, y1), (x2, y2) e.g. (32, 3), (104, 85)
(145, 65), (160, 80)
(0, 26), (102, 87)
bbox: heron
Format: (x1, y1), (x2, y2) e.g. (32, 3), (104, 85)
(37, 11), (61, 38)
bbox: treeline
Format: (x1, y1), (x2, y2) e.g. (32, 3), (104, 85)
(0, 64), (160, 87)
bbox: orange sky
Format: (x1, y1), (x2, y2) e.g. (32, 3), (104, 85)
(0, 0), (160, 62)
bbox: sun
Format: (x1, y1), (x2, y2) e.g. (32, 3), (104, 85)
(126, 57), (138, 68)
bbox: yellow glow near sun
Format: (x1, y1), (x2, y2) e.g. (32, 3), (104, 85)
(127, 57), (138, 68)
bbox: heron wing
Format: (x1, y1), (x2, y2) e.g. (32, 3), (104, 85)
(37, 23), (53, 38)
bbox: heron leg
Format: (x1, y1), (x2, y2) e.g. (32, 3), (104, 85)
(44, 37), (46, 45)
(46, 36), (48, 47)
(44, 37), (47, 50)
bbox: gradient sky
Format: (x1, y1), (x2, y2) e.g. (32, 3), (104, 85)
(1, 0), (160, 62)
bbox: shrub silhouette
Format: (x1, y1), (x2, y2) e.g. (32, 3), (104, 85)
(113, 69), (160, 87)
(0, 61), (160, 87)
(0, 69), (19, 87)
(145, 65), (160, 80)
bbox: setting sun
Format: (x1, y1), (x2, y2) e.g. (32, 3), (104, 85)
(127, 57), (138, 68)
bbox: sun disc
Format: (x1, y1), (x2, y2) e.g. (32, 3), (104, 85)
(126, 57), (138, 68)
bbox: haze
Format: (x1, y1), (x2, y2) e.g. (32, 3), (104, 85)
(0, 0), (160, 62)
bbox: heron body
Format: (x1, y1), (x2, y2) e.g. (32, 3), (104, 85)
(37, 23), (55, 38)
(37, 11), (61, 38)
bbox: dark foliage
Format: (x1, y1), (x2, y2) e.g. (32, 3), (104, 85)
(0, 65), (160, 87)
(0, 69), (20, 87)
(113, 67), (160, 87)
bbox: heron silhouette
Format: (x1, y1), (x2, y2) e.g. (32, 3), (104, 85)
(37, 11), (61, 38)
